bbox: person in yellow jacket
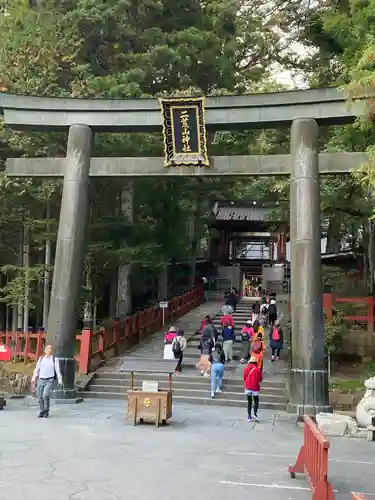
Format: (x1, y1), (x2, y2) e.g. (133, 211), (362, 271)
(251, 321), (266, 371)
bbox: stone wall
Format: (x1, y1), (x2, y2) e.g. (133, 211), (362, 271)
(329, 388), (364, 411)
(0, 365), (32, 396)
(340, 329), (375, 357)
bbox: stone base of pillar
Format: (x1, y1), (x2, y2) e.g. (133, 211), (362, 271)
(51, 357), (82, 403)
(23, 394), (83, 406)
(287, 368), (332, 416)
(51, 392), (83, 404)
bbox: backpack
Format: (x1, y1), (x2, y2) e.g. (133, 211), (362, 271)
(260, 304), (268, 315)
(268, 303), (277, 315)
(272, 328), (280, 341)
(221, 315), (233, 327)
(252, 340), (263, 354)
(172, 338), (182, 355)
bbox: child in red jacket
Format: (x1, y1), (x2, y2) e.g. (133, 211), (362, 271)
(243, 356), (263, 422)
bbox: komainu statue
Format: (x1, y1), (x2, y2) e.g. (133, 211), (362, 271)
(356, 377), (375, 427)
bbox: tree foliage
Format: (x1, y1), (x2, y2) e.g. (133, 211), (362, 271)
(2, 0), (375, 323)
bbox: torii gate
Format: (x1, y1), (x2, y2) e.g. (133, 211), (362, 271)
(0, 88), (366, 415)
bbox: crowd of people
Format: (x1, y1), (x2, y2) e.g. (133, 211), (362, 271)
(163, 288), (284, 423)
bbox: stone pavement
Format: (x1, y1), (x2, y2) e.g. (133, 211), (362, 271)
(0, 401), (374, 499)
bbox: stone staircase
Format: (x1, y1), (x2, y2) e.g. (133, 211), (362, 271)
(83, 300), (288, 410)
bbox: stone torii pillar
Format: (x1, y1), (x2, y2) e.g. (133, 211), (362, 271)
(288, 118), (331, 416)
(46, 124), (93, 401)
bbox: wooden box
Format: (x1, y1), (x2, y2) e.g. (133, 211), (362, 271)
(127, 389), (172, 427)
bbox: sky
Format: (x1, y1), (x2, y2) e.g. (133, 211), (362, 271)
(271, 40), (313, 89)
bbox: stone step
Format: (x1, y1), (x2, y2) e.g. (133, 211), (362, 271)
(83, 391), (286, 410)
(86, 384), (286, 403)
(213, 312), (252, 316)
(90, 378), (285, 396)
(86, 301), (287, 411)
(93, 371), (286, 389)
(182, 352), (242, 360)
(187, 338), (251, 346)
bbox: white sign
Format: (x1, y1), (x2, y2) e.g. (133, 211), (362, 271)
(142, 380), (159, 392)
(159, 301), (168, 309)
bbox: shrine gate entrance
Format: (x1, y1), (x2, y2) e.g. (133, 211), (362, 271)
(0, 88), (366, 415)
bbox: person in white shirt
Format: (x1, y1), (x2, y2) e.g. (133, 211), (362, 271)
(31, 344), (63, 418)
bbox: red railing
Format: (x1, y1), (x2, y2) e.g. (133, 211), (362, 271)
(323, 293), (374, 333)
(289, 416), (335, 500)
(0, 284), (204, 375)
(352, 494), (368, 499)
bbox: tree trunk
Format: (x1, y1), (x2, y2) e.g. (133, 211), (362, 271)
(23, 227), (30, 333)
(117, 264), (132, 317)
(43, 199), (52, 328)
(116, 182), (134, 318)
(17, 230), (23, 330)
(83, 267), (93, 329)
(189, 184), (204, 288)
(326, 214), (342, 254)
(369, 221), (375, 295)
(5, 305), (9, 332)
(158, 264), (168, 301)
(189, 240), (198, 288)
(93, 297), (97, 332)
(12, 304), (17, 331)
(362, 223), (370, 290)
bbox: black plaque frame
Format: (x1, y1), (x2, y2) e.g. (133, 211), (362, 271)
(159, 97), (209, 167)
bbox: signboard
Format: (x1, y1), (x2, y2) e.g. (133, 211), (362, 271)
(0, 344), (11, 361)
(159, 301), (168, 309)
(159, 97), (209, 167)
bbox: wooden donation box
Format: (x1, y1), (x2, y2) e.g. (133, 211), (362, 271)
(120, 359), (176, 427)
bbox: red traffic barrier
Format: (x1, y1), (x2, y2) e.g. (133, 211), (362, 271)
(352, 494), (368, 500)
(0, 344), (11, 361)
(289, 416), (335, 500)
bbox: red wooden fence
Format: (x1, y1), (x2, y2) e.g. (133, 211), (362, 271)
(289, 416), (335, 500)
(0, 285), (204, 375)
(323, 293), (374, 333)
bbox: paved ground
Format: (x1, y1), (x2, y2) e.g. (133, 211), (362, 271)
(1, 401), (374, 499)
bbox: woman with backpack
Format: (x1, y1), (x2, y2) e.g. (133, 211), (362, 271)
(172, 329), (187, 373)
(196, 324), (214, 377)
(209, 343), (225, 397)
(220, 311), (235, 362)
(240, 320), (254, 364)
(269, 320), (283, 362)
(200, 315), (218, 342)
(268, 298), (278, 327)
(200, 314), (213, 331)
(252, 320), (264, 340)
(163, 326), (178, 360)
(251, 331), (266, 371)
